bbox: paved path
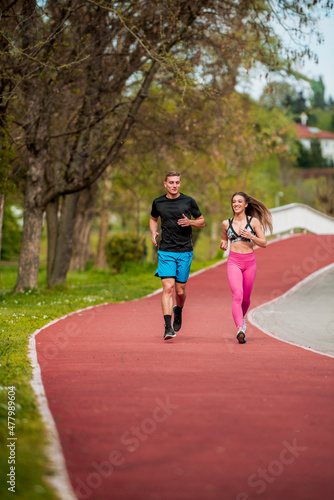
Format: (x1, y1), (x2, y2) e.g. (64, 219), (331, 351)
(251, 263), (334, 356)
(33, 234), (334, 500)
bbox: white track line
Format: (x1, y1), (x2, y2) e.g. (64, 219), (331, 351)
(28, 304), (108, 500)
(248, 262), (334, 359)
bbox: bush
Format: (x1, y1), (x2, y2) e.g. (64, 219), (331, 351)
(104, 232), (146, 273)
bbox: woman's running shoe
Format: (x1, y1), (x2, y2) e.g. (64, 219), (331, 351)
(236, 327), (246, 344)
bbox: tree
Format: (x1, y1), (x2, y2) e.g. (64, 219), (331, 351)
(3, 0), (207, 288)
(0, 134), (16, 288)
(92, 166), (117, 269)
(296, 139), (329, 169)
(68, 185), (97, 272)
(259, 81), (298, 109)
(1, 0), (331, 290)
(317, 177), (334, 216)
(311, 77), (326, 110)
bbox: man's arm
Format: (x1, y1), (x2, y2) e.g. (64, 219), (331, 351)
(177, 214), (205, 228)
(149, 216), (160, 247)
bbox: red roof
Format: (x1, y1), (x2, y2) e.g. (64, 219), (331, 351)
(295, 123), (334, 140)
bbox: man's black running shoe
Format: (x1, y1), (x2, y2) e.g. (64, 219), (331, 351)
(173, 305), (182, 332)
(164, 327), (176, 340)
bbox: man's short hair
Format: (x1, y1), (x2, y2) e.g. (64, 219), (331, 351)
(165, 171), (181, 182)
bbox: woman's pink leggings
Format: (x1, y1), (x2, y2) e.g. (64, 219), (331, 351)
(227, 251), (257, 328)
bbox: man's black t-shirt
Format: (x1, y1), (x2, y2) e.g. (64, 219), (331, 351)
(151, 193), (202, 252)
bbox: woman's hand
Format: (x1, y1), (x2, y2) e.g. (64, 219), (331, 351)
(241, 218), (267, 247)
(240, 228), (253, 240)
(220, 239), (228, 251)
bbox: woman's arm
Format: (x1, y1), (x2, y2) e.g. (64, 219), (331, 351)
(220, 220), (229, 250)
(240, 217), (267, 248)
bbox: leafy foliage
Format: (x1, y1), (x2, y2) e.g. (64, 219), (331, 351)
(105, 231), (146, 272)
(1, 0), (332, 290)
(1, 204), (22, 260)
(296, 139), (331, 169)
(0, 132), (16, 195)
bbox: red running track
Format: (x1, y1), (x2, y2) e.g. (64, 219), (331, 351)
(36, 234), (334, 500)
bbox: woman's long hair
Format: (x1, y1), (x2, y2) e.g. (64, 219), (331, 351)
(231, 192), (273, 234)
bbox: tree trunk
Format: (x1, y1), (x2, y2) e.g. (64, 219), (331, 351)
(15, 206), (44, 292)
(15, 155), (46, 292)
(94, 206), (109, 269)
(86, 240), (95, 262)
(0, 194), (4, 289)
(48, 192), (80, 287)
(46, 197), (59, 282)
(69, 185), (97, 272)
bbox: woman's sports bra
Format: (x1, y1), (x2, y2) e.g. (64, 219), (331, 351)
(227, 216), (256, 243)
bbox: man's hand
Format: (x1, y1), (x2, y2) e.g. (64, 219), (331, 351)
(177, 214), (191, 227)
(151, 232), (159, 247)
(149, 216), (159, 247)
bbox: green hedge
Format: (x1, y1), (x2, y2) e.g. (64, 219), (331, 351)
(105, 232), (146, 272)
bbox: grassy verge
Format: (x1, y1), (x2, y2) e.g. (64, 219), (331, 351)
(0, 255), (222, 500)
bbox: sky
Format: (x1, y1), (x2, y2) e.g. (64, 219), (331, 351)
(295, 9), (334, 100)
(237, 7), (334, 101)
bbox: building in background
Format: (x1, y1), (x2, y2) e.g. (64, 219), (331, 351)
(295, 115), (334, 163)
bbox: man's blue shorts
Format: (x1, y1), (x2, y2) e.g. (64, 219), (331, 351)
(155, 251), (193, 283)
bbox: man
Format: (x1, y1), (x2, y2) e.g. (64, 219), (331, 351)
(149, 171), (205, 340)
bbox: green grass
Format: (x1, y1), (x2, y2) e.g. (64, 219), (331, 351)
(0, 252), (222, 500)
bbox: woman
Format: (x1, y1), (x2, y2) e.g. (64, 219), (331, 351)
(220, 192), (272, 344)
